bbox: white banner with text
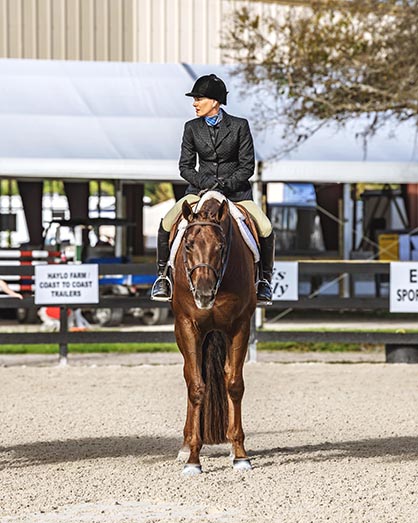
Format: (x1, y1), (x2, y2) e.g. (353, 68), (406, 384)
(35, 264), (99, 305)
(390, 262), (418, 312)
(271, 261), (299, 301)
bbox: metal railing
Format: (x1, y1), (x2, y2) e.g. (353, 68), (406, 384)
(0, 261), (416, 363)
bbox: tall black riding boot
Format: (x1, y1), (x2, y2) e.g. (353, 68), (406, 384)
(257, 231), (275, 303)
(151, 221), (172, 301)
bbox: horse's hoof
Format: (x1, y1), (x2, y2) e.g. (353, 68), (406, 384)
(233, 458), (252, 471)
(177, 449), (189, 462)
(182, 464), (202, 476)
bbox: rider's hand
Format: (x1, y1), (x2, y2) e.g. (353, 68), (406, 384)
(216, 178), (231, 195)
(199, 174), (217, 190)
(221, 178), (244, 193)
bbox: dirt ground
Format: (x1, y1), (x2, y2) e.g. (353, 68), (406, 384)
(1, 356), (418, 523)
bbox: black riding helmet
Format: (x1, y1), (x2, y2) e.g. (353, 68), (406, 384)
(185, 74), (228, 105)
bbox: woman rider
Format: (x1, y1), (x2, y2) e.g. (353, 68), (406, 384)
(151, 73), (275, 303)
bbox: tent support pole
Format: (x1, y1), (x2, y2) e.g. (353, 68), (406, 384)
(115, 180), (124, 258)
(253, 161), (264, 358)
(342, 183), (353, 297)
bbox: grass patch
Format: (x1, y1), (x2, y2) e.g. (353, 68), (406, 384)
(0, 342), (382, 354)
(262, 327), (418, 333)
(0, 343), (179, 354)
(258, 342), (381, 352)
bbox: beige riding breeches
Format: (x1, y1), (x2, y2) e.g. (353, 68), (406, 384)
(161, 195), (273, 238)
(162, 195), (200, 232)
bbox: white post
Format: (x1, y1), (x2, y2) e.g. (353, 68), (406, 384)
(115, 180), (124, 258)
(255, 307), (263, 328)
(248, 312), (257, 363)
(342, 183), (353, 297)
(253, 161), (264, 330)
(249, 161), (264, 361)
(74, 225), (83, 263)
(253, 161), (263, 213)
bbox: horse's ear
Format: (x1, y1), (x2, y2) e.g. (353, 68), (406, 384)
(216, 200), (228, 222)
(182, 200), (194, 222)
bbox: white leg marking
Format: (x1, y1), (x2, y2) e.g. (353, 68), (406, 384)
(233, 458), (252, 471)
(182, 464), (202, 476)
(177, 447), (189, 462)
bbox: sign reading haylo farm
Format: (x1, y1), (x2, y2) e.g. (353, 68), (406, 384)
(35, 264), (99, 305)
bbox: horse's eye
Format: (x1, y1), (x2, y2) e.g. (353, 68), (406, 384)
(185, 242), (193, 252)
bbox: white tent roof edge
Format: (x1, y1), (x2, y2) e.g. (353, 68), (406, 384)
(1, 58), (417, 184)
(0, 158), (180, 181)
(261, 161), (418, 184)
(1, 157), (418, 183)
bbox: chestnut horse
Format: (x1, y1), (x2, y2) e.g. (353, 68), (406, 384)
(171, 192), (257, 475)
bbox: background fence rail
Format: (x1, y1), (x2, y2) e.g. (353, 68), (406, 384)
(0, 261), (416, 363)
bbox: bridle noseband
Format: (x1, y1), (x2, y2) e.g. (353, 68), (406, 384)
(182, 218), (232, 297)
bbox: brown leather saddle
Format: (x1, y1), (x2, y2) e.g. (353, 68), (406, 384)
(169, 200), (260, 249)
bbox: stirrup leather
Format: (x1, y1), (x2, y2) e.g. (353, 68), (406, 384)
(150, 275), (173, 302)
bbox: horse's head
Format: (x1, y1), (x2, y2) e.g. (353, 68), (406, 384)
(181, 198), (230, 310)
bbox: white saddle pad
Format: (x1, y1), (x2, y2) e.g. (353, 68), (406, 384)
(168, 191), (259, 268)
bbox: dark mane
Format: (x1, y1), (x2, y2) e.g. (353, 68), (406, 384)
(195, 198), (225, 221)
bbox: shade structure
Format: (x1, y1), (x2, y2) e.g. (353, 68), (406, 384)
(0, 58), (417, 183)
(191, 64), (418, 183)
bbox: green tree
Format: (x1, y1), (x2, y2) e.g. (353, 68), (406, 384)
(89, 181), (115, 196)
(144, 183), (174, 205)
(225, 0), (418, 156)
(0, 180), (19, 196)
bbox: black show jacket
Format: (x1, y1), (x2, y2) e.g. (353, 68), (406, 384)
(179, 111), (255, 202)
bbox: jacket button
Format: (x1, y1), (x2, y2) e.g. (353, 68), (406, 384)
(213, 162), (217, 166)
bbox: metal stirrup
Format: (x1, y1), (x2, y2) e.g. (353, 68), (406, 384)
(151, 275), (173, 302)
(256, 279), (273, 305)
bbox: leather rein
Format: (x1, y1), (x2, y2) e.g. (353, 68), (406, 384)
(182, 217), (232, 297)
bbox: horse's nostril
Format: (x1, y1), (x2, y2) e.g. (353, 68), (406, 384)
(197, 292), (210, 301)
(194, 289), (216, 309)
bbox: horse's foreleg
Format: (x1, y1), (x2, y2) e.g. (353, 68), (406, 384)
(175, 321), (205, 474)
(183, 365), (205, 469)
(177, 398), (193, 461)
(225, 324), (252, 470)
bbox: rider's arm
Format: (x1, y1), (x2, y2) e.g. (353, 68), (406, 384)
(0, 279), (23, 299)
(179, 123), (216, 190)
(222, 119), (255, 192)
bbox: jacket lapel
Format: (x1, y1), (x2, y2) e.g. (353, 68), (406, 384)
(215, 111), (231, 148)
(197, 117), (214, 150)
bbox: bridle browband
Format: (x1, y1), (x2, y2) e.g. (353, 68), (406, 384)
(182, 217), (232, 297)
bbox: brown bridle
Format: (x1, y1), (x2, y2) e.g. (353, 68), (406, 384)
(182, 217), (232, 297)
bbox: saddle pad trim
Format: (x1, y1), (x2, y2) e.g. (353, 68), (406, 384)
(168, 192), (260, 268)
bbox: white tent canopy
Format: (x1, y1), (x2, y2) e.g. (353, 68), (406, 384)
(0, 59), (190, 180)
(0, 58), (417, 183)
(192, 64), (418, 183)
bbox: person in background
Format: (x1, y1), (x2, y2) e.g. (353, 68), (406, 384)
(0, 279), (23, 299)
(151, 73), (275, 303)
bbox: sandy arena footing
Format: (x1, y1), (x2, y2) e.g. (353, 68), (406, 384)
(1, 355), (418, 522)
